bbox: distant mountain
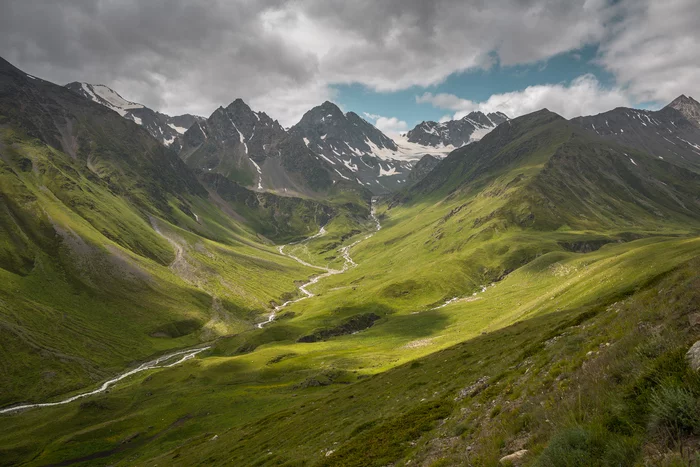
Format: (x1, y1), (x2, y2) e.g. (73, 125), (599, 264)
(572, 96), (700, 174)
(406, 111), (509, 149)
(402, 109), (700, 231)
(65, 82), (203, 147)
(179, 98), (365, 198)
(665, 94), (700, 128)
(289, 101), (418, 194)
(407, 154), (440, 185)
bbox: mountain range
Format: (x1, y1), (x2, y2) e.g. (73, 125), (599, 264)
(65, 82), (511, 194)
(2, 55), (700, 467)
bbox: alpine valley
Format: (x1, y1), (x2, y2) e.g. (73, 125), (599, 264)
(1, 51), (700, 467)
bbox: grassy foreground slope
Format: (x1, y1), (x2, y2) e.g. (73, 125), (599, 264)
(1, 109), (699, 466)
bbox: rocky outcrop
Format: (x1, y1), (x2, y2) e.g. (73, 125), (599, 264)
(499, 449), (529, 465)
(687, 340), (700, 372)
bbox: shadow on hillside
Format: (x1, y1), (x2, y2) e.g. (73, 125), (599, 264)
(376, 309), (450, 339)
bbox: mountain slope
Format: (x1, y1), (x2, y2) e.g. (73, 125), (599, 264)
(179, 99), (368, 199)
(65, 82), (203, 147)
(405, 109), (700, 231)
(406, 111), (509, 149)
(572, 97), (700, 174)
(0, 57), (344, 405)
(2, 103), (700, 467)
(407, 154), (440, 185)
(289, 101), (418, 193)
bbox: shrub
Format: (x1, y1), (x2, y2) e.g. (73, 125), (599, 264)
(648, 385), (700, 440)
(535, 426), (637, 467)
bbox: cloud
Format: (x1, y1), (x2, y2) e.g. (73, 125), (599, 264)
(597, 0), (700, 104)
(1, 0), (695, 127)
(417, 74), (632, 119)
(0, 0), (615, 126)
(374, 116), (409, 136)
(363, 113), (409, 136)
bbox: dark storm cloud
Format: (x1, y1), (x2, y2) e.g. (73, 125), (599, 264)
(0, 0), (697, 124)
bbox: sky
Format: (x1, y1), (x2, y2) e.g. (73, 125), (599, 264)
(1, 0), (699, 136)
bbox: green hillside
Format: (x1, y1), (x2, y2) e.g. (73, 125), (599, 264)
(1, 61), (699, 467)
(0, 58), (370, 407)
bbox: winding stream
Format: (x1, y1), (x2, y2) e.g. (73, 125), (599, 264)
(1, 201), (382, 414)
(0, 346), (210, 415)
(258, 199), (381, 328)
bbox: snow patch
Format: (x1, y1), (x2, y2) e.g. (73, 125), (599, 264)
(82, 83), (144, 116)
(378, 164), (399, 177)
(342, 159), (358, 172)
(168, 123), (189, 134)
(251, 159), (264, 190)
(334, 168), (350, 180)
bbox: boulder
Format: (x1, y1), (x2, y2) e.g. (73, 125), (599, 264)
(689, 313), (700, 328)
(687, 341), (700, 372)
(499, 449), (529, 465)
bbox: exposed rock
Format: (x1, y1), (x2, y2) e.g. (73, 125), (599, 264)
(407, 154), (440, 185)
(455, 376), (489, 401)
(665, 94), (700, 128)
(65, 82), (203, 147)
(572, 97), (700, 173)
(689, 313), (700, 328)
(289, 101), (414, 194)
(499, 449), (529, 465)
(686, 340), (700, 372)
(407, 111), (509, 148)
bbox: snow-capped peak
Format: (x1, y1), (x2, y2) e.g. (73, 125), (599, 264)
(74, 83), (144, 116)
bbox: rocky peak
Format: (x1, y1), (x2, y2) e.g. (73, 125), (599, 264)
(407, 111), (509, 148)
(665, 94), (700, 128)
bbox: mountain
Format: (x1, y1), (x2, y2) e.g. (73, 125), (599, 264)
(65, 82), (203, 147)
(665, 94), (700, 128)
(403, 109), (700, 231)
(0, 56), (362, 407)
(406, 111), (509, 149)
(289, 101), (418, 194)
(571, 96), (700, 174)
(407, 154), (440, 185)
(4, 69), (700, 467)
(178, 99), (367, 199)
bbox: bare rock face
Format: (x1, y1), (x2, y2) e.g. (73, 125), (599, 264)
(289, 101), (414, 194)
(407, 111), (509, 148)
(499, 449), (529, 465)
(687, 341), (700, 372)
(455, 376), (489, 401)
(666, 94), (700, 128)
(688, 313), (700, 328)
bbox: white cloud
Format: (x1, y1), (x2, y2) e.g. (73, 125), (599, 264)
(368, 115), (409, 136)
(417, 74), (632, 120)
(363, 112), (382, 120)
(2, 0), (696, 127)
(0, 0), (616, 126)
(597, 0), (700, 104)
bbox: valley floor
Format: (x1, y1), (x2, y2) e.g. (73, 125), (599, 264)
(2, 197), (700, 466)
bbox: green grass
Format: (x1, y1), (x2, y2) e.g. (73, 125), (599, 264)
(2, 108), (700, 467)
(0, 127), (318, 405)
